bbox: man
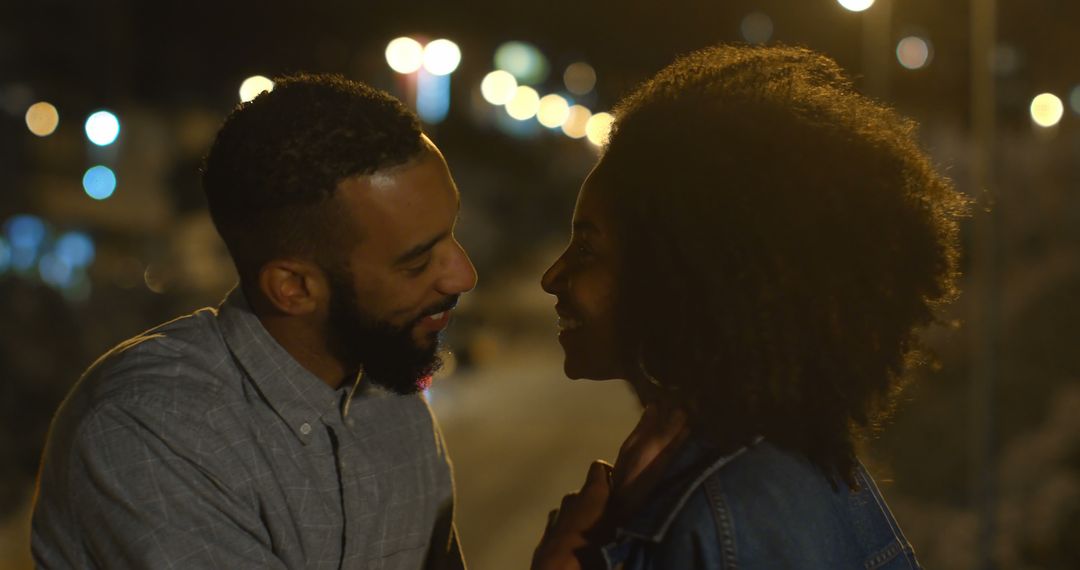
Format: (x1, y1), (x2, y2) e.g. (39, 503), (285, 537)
(33, 74), (476, 569)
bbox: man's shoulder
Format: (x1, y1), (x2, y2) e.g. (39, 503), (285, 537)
(64, 306), (241, 424)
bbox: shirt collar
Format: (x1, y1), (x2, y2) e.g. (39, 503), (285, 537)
(616, 435), (762, 543)
(217, 287), (340, 444)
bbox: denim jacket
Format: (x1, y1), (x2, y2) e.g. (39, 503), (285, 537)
(600, 437), (922, 569)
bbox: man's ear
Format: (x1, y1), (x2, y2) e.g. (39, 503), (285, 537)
(257, 258), (325, 316)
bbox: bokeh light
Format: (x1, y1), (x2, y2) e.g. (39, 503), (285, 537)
(563, 62), (597, 95)
(505, 86), (541, 121)
(495, 41), (549, 85)
(1069, 85), (1080, 116)
(38, 253), (74, 288)
(561, 105), (592, 139)
(537, 94), (570, 128)
(4, 214), (47, 271)
(837, 0), (875, 12)
(585, 112), (614, 146)
(84, 110), (120, 146)
(896, 36), (932, 70)
(239, 75), (274, 103)
(481, 70), (518, 105)
(0, 237), (10, 273)
(740, 12), (774, 44)
(423, 39), (462, 76)
(991, 44), (1021, 77)
(83, 165), (117, 200)
(417, 70), (451, 124)
(25, 101), (59, 137)
(1030, 93), (1064, 128)
(386, 37), (424, 74)
(54, 231), (96, 268)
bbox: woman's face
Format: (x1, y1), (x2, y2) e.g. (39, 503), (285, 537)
(541, 165), (628, 380)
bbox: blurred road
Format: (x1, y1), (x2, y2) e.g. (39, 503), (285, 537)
(430, 336), (641, 569)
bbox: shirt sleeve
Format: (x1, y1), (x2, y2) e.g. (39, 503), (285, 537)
(32, 397), (288, 570)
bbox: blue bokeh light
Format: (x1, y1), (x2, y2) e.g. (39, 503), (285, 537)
(417, 70), (451, 124)
(54, 231), (96, 268)
(0, 237), (10, 273)
(39, 253), (75, 288)
(83, 166), (117, 200)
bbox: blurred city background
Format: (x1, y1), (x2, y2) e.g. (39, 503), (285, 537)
(2, 0), (1078, 568)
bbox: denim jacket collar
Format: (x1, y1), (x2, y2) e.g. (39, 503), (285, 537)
(617, 435), (763, 543)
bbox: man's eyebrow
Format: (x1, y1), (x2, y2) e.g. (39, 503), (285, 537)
(393, 231), (449, 265)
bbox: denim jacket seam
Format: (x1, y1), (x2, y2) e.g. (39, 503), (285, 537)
(704, 474), (739, 570)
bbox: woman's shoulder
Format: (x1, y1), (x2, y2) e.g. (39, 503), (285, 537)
(618, 439), (921, 569)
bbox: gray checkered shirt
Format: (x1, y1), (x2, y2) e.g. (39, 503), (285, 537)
(32, 290), (464, 570)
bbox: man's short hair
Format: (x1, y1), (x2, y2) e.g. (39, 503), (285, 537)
(202, 73), (424, 282)
(599, 45), (969, 484)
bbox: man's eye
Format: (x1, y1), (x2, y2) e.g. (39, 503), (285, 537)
(406, 259), (431, 276)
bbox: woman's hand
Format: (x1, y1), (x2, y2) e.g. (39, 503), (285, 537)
(530, 404), (689, 570)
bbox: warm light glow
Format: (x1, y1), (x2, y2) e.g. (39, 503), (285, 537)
(84, 110), (120, 146)
(561, 105), (592, 139)
(837, 0), (875, 12)
(505, 86), (540, 121)
(82, 165), (117, 200)
(385, 37), (424, 74)
(740, 12), (774, 44)
(585, 112), (614, 146)
(25, 102), (59, 137)
(494, 41), (549, 85)
(563, 62), (597, 95)
(1030, 93), (1064, 128)
(239, 75), (274, 103)
(423, 39), (462, 75)
(537, 94), (570, 128)
(896, 36), (932, 70)
(481, 70), (518, 105)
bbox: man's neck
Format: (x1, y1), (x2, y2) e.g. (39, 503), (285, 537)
(254, 308), (352, 390)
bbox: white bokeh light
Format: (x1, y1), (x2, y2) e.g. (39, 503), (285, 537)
(239, 76), (274, 103)
(84, 110), (120, 146)
(837, 0), (875, 12)
(481, 70), (518, 105)
(385, 37), (424, 74)
(1030, 93), (1064, 128)
(423, 39), (462, 76)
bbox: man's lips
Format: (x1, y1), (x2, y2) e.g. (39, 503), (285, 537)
(415, 297), (459, 332)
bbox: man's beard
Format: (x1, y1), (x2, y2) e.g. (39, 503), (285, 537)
(324, 270), (452, 395)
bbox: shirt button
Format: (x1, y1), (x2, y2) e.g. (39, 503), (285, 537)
(299, 422), (312, 435)
(346, 418), (355, 428)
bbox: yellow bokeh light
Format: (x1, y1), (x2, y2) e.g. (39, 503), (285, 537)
(423, 39), (462, 76)
(1030, 93), (1064, 128)
(563, 62), (597, 95)
(561, 105), (592, 139)
(25, 101), (59, 137)
(385, 37), (424, 74)
(505, 86), (540, 121)
(585, 112), (614, 146)
(239, 76), (274, 103)
(537, 94), (570, 128)
(837, 0), (875, 12)
(481, 70), (518, 105)
(896, 36), (931, 70)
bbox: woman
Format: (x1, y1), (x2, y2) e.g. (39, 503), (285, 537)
(535, 44), (967, 569)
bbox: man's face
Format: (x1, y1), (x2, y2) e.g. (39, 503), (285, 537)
(541, 164), (626, 380)
(326, 136), (477, 393)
